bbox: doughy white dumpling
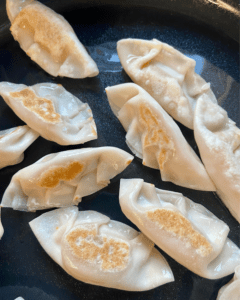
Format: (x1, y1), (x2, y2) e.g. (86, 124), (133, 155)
(106, 83), (215, 191)
(217, 265), (240, 300)
(119, 178), (240, 279)
(6, 0), (99, 78)
(0, 82), (97, 145)
(29, 207), (174, 291)
(1, 147), (133, 211)
(117, 38), (217, 129)
(0, 207), (3, 239)
(194, 94), (240, 223)
(0, 125), (39, 169)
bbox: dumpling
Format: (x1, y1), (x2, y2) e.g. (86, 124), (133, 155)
(117, 38), (217, 129)
(6, 0), (99, 78)
(0, 125), (39, 169)
(29, 207), (174, 291)
(119, 178), (240, 279)
(217, 265), (240, 300)
(0, 207), (3, 239)
(106, 82), (215, 191)
(0, 82), (97, 145)
(1, 147), (133, 211)
(194, 94), (240, 223)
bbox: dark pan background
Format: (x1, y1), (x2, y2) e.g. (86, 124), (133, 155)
(0, 1), (239, 299)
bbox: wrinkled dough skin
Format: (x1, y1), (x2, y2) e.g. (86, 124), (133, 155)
(106, 83), (216, 191)
(0, 125), (39, 170)
(119, 179), (240, 279)
(0, 82), (97, 145)
(217, 266), (240, 300)
(194, 95), (240, 223)
(1, 147), (134, 211)
(117, 38), (217, 129)
(7, 0), (99, 78)
(29, 207), (174, 291)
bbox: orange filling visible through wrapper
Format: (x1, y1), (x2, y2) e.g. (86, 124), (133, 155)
(65, 224), (130, 271)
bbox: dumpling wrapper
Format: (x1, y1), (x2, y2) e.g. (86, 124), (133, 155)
(6, 0), (99, 78)
(29, 207), (174, 291)
(117, 38), (217, 129)
(1, 147), (133, 211)
(217, 265), (240, 300)
(0, 207), (3, 239)
(119, 178), (240, 279)
(0, 125), (39, 169)
(194, 94), (240, 223)
(106, 83), (215, 191)
(0, 82), (97, 145)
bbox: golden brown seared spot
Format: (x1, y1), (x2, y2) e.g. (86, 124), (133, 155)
(66, 224), (130, 272)
(37, 161), (84, 188)
(139, 104), (175, 169)
(91, 125), (97, 136)
(141, 60), (152, 69)
(147, 209), (213, 257)
(158, 148), (168, 170)
(12, 6), (72, 63)
(10, 88), (61, 123)
(126, 159), (132, 166)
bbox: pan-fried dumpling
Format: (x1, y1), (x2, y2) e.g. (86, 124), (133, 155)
(0, 207), (3, 239)
(217, 265), (240, 300)
(0, 125), (39, 169)
(194, 94), (240, 223)
(119, 178), (240, 279)
(117, 38), (217, 129)
(0, 82), (97, 145)
(6, 0), (99, 78)
(29, 207), (174, 291)
(1, 147), (133, 211)
(106, 83), (215, 191)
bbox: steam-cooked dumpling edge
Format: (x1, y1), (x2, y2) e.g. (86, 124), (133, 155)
(1, 147), (133, 211)
(117, 38), (217, 129)
(106, 82), (215, 191)
(194, 94), (240, 223)
(217, 266), (240, 300)
(119, 178), (240, 279)
(0, 125), (39, 169)
(0, 207), (3, 239)
(0, 82), (97, 145)
(6, 0), (33, 22)
(29, 207), (174, 291)
(7, 0), (99, 78)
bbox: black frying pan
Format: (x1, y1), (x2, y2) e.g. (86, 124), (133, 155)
(0, 1), (239, 299)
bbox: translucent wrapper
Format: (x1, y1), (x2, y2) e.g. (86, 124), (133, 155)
(1, 147), (133, 211)
(6, 0), (99, 78)
(0, 125), (39, 169)
(0, 82), (97, 145)
(217, 266), (240, 300)
(117, 38), (217, 129)
(194, 94), (240, 223)
(119, 178), (240, 279)
(106, 82), (215, 191)
(29, 207), (174, 291)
